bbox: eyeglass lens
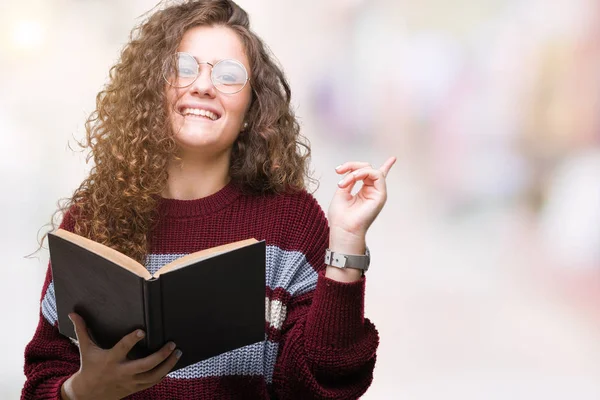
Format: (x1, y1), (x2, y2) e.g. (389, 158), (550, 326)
(163, 53), (248, 94)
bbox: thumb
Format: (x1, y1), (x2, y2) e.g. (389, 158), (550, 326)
(68, 313), (95, 352)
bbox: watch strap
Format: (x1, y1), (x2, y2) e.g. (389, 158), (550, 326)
(324, 246), (370, 272)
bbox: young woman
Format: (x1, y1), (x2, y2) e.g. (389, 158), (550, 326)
(22, 1), (395, 399)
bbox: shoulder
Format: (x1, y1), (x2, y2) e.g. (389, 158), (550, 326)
(259, 188), (327, 227)
(57, 204), (82, 233)
(253, 189), (329, 250)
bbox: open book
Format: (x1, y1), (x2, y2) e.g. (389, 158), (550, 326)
(48, 229), (266, 370)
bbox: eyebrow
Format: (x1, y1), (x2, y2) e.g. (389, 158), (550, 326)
(177, 52), (249, 72)
(187, 53), (242, 65)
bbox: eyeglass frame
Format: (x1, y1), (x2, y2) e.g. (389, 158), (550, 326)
(162, 52), (250, 94)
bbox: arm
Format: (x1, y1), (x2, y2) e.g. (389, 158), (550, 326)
(272, 157), (396, 399)
(272, 276), (379, 399)
(22, 208), (81, 399)
(21, 209), (180, 400)
(271, 193), (379, 399)
(21, 263), (81, 400)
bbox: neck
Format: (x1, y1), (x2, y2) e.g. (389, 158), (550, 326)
(162, 150), (231, 200)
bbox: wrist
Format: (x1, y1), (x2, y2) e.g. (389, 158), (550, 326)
(326, 242), (368, 284)
(60, 376), (75, 400)
(325, 265), (363, 282)
(328, 228), (366, 255)
(61, 372), (87, 400)
(327, 228), (369, 282)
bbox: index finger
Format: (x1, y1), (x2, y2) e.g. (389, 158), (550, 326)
(379, 156), (397, 177)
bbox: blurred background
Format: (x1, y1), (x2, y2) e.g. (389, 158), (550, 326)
(2, 0), (599, 398)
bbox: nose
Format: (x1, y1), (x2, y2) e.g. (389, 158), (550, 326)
(190, 63), (216, 97)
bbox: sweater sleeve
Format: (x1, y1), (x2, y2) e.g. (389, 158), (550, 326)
(271, 193), (379, 399)
(21, 212), (81, 400)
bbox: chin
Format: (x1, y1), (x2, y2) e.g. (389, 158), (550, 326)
(175, 132), (238, 155)
(171, 116), (239, 150)
(176, 134), (218, 149)
(173, 120), (217, 140)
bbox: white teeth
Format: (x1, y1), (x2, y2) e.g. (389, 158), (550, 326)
(182, 108), (218, 120)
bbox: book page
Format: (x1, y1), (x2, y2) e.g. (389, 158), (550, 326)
(53, 229), (152, 280)
(154, 238), (259, 277)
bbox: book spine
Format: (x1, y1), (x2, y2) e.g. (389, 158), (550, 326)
(142, 278), (164, 352)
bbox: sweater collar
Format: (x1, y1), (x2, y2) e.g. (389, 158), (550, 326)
(157, 180), (242, 218)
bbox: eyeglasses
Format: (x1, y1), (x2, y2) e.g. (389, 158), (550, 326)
(162, 52), (249, 94)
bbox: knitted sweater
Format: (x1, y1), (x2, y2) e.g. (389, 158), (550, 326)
(22, 182), (379, 399)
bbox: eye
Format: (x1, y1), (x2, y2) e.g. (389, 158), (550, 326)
(215, 74), (237, 83)
(213, 60), (248, 85)
(178, 67), (197, 76)
(176, 54), (198, 77)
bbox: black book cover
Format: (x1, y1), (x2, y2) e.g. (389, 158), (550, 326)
(48, 232), (266, 370)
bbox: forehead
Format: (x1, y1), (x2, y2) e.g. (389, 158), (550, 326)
(177, 25), (249, 67)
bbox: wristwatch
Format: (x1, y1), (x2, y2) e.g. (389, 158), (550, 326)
(324, 246), (370, 272)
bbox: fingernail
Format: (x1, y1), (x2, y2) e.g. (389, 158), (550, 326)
(175, 349), (182, 359)
(335, 165), (342, 170)
(338, 179), (345, 186)
(169, 342), (176, 351)
(137, 330), (145, 338)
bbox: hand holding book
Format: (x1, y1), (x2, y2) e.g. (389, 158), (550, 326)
(48, 230), (266, 370)
(61, 313), (182, 400)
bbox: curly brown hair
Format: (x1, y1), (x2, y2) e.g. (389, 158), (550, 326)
(37, 0), (314, 264)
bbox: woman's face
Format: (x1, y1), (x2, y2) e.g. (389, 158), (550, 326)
(165, 25), (252, 155)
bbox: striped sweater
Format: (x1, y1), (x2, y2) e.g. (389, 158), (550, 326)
(22, 182), (379, 399)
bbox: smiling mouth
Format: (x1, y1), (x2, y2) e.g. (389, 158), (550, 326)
(178, 107), (220, 121)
